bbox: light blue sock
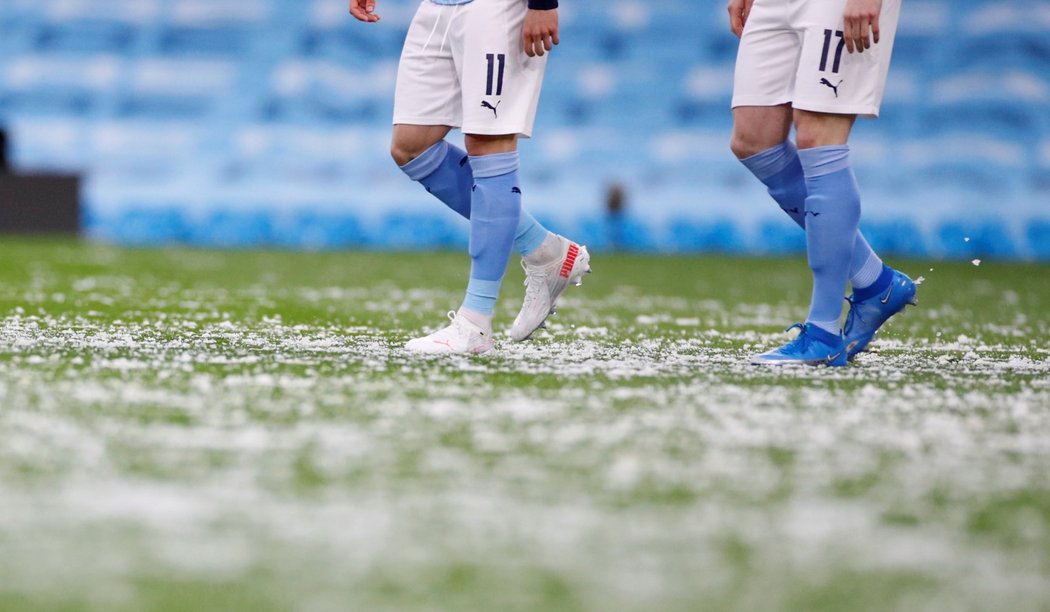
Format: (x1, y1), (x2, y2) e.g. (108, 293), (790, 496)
(400, 140), (548, 256)
(798, 145), (861, 335)
(513, 208), (549, 257)
(461, 151), (522, 316)
(740, 140), (809, 227)
(740, 140), (882, 288)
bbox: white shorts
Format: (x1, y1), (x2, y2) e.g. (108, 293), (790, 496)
(731, 0), (901, 117)
(393, 0), (548, 137)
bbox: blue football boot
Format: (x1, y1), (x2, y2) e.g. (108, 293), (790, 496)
(751, 323), (848, 367)
(843, 266), (918, 360)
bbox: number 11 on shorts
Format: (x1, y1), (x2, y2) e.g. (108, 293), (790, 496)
(486, 53), (506, 96)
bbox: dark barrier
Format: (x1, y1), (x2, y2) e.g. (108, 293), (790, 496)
(0, 174), (81, 235)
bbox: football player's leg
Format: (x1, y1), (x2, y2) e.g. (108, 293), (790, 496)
(393, 125), (472, 220)
(392, 125), (468, 215)
(732, 105), (807, 227)
(795, 110), (860, 335)
(792, 0), (903, 293)
(390, 2), (475, 217)
(457, 134), (522, 333)
(732, 106), (883, 290)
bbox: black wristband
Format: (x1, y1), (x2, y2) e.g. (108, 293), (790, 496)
(527, 0), (558, 10)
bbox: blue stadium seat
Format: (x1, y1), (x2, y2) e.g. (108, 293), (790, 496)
(108, 207), (192, 245)
(936, 220), (1019, 259)
(861, 219), (929, 259)
(578, 215), (658, 252)
(260, 60), (394, 124)
(82, 121), (208, 177)
(667, 218), (746, 253)
(271, 210), (369, 250)
(921, 95), (1047, 145)
(756, 219), (807, 255)
(189, 209), (276, 248)
(956, 33), (1050, 71)
(895, 135), (1029, 193)
(0, 56), (121, 117)
(6, 118), (89, 171)
(33, 20), (138, 54)
(1027, 219), (1050, 259)
(158, 26), (252, 57)
(297, 27), (406, 66)
(378, 211), (463, 250)
(116, 59), (237, 119)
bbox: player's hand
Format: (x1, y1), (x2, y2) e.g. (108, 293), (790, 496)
(523, 9), (559, 57)
(349, 0), (380, 23)
(727, 0), (755, 38)
(843, 0), (881, 53)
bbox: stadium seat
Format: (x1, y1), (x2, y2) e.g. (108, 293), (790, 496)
(667, 218), (746, 253)
(22, 0), (156, 55)
(6, 118), (88, 171)
(378, 211), (464, 250)
(0, 56), (121, 117)
(1027, 219), (1050, 259)
(262, 60), (395, 124)
(33, 21), (138, 54)
(189, 209), (276, 248)
(756, 219), (807, 256)
(116, 59), (238, 119)
(936, 220), (1019, 259)
(861, 219), (929, 259)
(270, 210), (369, 250)
(157, 0), (273, 56)
(895, 135), (1029, 193)
(578, 215), (658, 252)
(921, 71), (1049, 146)
(297, 27), (406, 66)
(108, 207), (192, 245)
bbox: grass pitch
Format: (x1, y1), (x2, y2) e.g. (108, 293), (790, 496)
(0, 239), (1048, 611)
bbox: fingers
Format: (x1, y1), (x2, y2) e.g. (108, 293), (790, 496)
(523, 32), (535, 57)
(844, 15), (873, 53)
(843, 1), (881, 54)
(348, 0), (380, 22)
(522, 9), (558, 57)
(728, 2), (740, 37)
(727, 0), (743, 37)
(858, 16), (872, 51)
(524, 32), (554, 57)
(729, 12), (743, 37)
(729, 0), (755, 38)
(523, 33), (537, 57)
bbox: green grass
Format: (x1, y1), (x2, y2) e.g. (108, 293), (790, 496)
(0, 239), (1048, 611)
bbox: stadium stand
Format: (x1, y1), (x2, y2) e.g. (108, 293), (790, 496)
(0, 0), (1046, 259)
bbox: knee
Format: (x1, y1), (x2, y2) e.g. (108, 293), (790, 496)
(729, 106), (792, 159)
(793, 131), (822, 151)
(390, 131), (437, 167)
(729, 127), (776, 160)
(729, 132), (762, 160)
(390, 140), (419, 167)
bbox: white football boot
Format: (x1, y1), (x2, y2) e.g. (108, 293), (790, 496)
(405, 311), (494, 355)
(508, 237), (591, 342)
